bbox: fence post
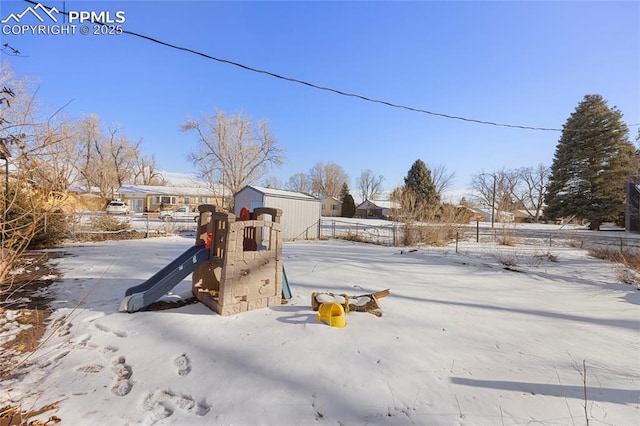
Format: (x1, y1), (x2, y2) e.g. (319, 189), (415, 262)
(549, 233), (552, 248)
(476, 220), (479, 243)
(456, 232), (459, 253)
(332, 220), (335, 238)
(393, 223), (396, 246)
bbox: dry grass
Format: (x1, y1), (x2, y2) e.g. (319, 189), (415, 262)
(337, 230), (369, 244)
(493, 251), (521, 267)
(3, 309), (52, 353)
(0, 403), (61, 426)
(0, 308), (58, 426)
(401, 223), (458, 247)
(534, 251), (559, 263)
(588, 247), (640, 285)
(497, 235), (516, 246)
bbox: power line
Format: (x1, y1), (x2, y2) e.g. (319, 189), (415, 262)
(20, 0), (640, 132)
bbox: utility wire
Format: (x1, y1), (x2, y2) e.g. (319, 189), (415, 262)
(20, 0), (640, 132)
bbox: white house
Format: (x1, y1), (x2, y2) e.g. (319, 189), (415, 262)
(234, 186), (321, 240)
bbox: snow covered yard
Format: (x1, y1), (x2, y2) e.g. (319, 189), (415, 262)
(1, 235), (639, 425)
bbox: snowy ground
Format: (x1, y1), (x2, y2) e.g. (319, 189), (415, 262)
(1, 234), (639, 425)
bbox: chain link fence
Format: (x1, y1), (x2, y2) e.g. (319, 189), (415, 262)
(44, 211), (199, 240)
(318, 218), (640, 253)
(39, 212), (640, 253)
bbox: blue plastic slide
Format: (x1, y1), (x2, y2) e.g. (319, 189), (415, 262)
(120, 245), (209, 313)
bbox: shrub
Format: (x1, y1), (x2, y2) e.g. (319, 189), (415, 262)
(88, 215), (131, 232)
(493, 251), (520, 267)
(29, 210), (70, 249)
(337, 230), (368, 243)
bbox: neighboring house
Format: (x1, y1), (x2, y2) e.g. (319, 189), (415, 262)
(234, 186), (321, 240)
(626, 182), (640, 233)
(319, 196), (342, 217)
(116, 185), (221, 213)
(468, 207), (516, 223)
(513, 209), (536, 223)
(355, 200), (400, 219)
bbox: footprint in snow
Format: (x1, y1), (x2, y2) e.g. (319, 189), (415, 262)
(94, 323), (128, 338)
(39, 349), (70, 369)
(100, 345), (119, 355)
(57, 322), (72, 337)
(142, 388), (211, 422)
(76, 364), (104, 373)
(69, 333), (96, 349)
(110, 356), (133, 396)
(173, 353), (191, 376)
(82, 313), (105, 323)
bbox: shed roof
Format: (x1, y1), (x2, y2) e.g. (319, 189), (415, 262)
(239, 186), (319, 201)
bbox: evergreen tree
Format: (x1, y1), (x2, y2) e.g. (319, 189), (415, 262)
(545, 94), (636, 230)
(339, 183), (349, 200)
(339, 183), (356, 218)
(404, 159), (440, 208)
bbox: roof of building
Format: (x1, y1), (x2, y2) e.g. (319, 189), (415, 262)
(319, 196), (343, 204)
(356, 199), (400, 210)
(239, 186), (319, 201)
(117, 185), (216, 196)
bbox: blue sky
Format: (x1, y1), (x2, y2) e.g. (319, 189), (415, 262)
(2, 0), (638, 199)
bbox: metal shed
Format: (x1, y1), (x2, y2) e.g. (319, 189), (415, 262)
(234, 186), (321, 240)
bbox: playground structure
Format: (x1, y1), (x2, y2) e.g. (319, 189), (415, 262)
(192, 205), (286, 316)
(121, 204), (289, 315)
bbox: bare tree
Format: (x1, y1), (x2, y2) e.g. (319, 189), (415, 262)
(20, 116), (80, 195)
(131, 150), (165, 185)
(261, 175), (282, 189)
(104, 127), (137, 194)
(183, 111), (284, 197)
(308, 161), (349, 197)
(430, 163), (456, 196)
(1, 65), (71, 288)
(285, 172), (310, 193)
(470, 169), (516, 222)
(508, 164), (549, 222)
(75, 115), (139, 198)
(356, 169), (384, 201)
